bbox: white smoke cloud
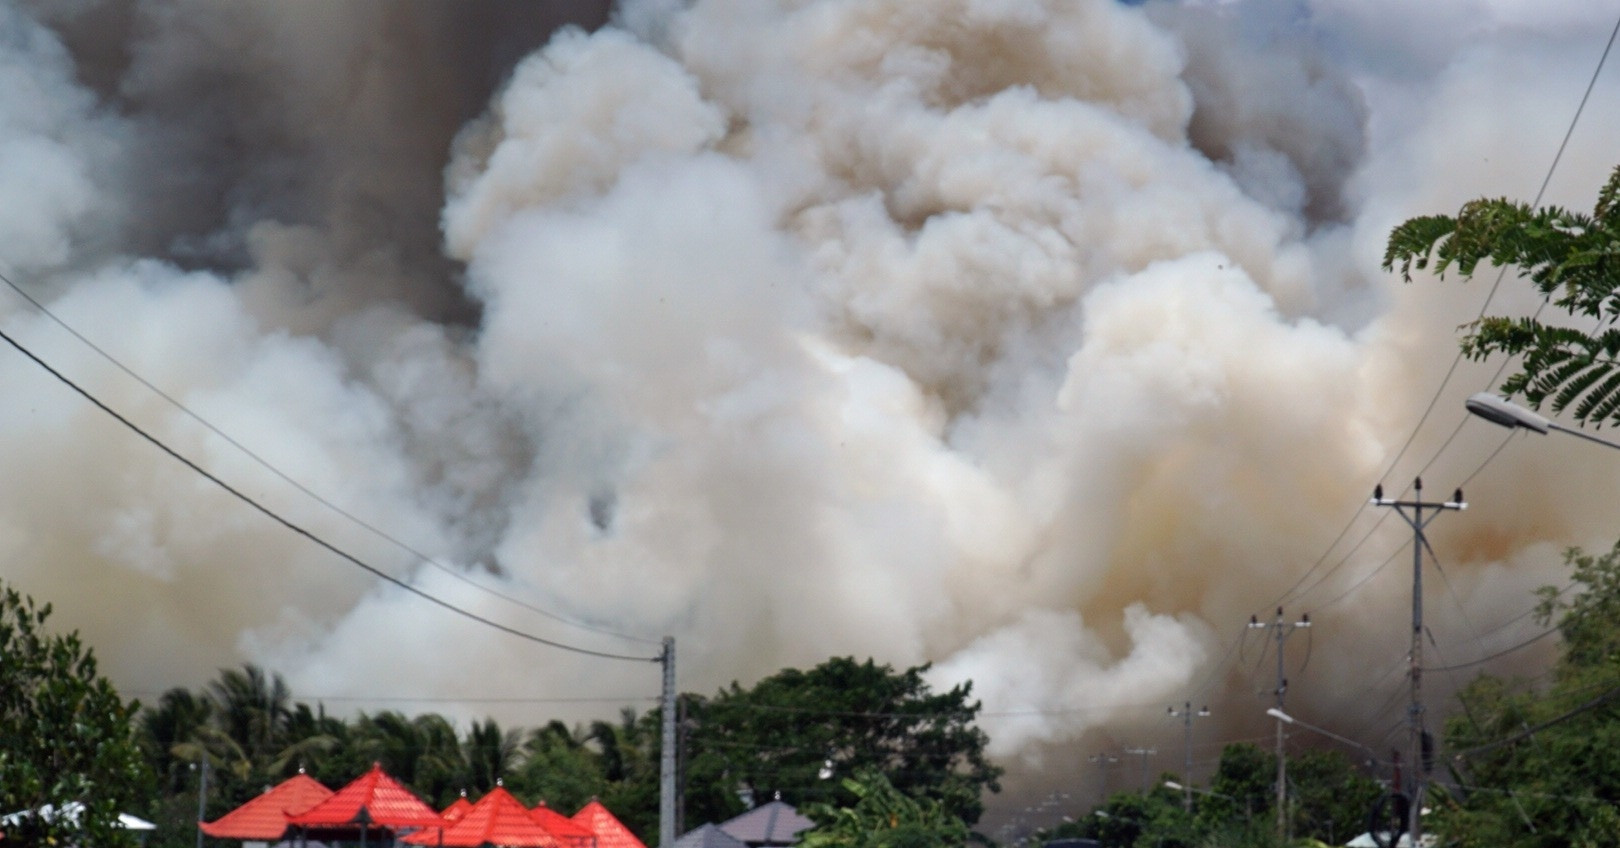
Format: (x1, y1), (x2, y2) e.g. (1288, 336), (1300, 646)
(0, 2), (126, 272)
(1, 0), (1618, 831)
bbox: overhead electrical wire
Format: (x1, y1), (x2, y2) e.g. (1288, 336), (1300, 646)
(0, 265), (660, 648)
(1262, 9), (1620, 622)
(1290, 425), (1506, 615)
(1388, 8), (1620, 488)
(1449, 678), (1620, 761)
(1303, 538), (1410, 616)
(1420, 578), (1577, 674)
(1346, 678), (1411, 745)
(1423, 626), (1560, 674)
(0, 322), (660, 664)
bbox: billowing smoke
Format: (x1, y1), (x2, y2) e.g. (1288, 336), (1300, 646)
(3, 0), (1619, 831)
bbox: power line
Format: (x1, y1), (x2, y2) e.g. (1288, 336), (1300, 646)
(1304, 538), (1410, 616)
(0, 264), (659, 648)
(1267, 5), (1620, 629)
(1450, 678), (1620, 761)
(1395, 8), (1620, 483)
(0, 322), (661, 664)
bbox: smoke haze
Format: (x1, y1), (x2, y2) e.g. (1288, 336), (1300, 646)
(3, 0), (1618, 831)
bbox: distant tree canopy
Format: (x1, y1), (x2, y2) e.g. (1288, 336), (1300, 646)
(0, 582), (151, 847)
(1430, 539), (1620, 848)
(679, 657), (1002, 828)
(139, 666), (661, 848)
(1200, 742), (1379, 847)
(1384, 163), (1620, 426)
(1035, 741), (1380, 848)
(133, 655), (1000, 848)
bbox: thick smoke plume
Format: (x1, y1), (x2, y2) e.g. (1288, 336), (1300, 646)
(4, 0), (1619, 830)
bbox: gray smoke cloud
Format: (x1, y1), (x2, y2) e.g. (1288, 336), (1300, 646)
(3, 0), (1619, 832)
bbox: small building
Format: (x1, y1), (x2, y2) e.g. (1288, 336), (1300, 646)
(715, 800), (812, 848)
(670, 823), (749, 848)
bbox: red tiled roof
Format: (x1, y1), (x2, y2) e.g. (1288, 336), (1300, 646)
(287, 763), (444, 830)
(572, 800), (648, 848)
(442, 796), (474, 823)
(198, 773), (334, 840)
(404, 786), (561, 847)
(532, 802), (596, 848)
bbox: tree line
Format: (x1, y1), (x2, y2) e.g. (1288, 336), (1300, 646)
(133, 654), (999, 847)
(9, 519), (1620, 848)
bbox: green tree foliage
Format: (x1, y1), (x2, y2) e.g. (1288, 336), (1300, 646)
(1383, 163), (1620, 426)
(680, 657), (1002, 828)
(1055, 786), (1197, 848)
(135, 656), (1000, 847)
(1430, 539), (1620, 848)
(1185, 742), (1379, 846)
(165, 664), (339, 818)
(594, 709), (661, 838)
(0, 582), (151, 847)
(799, 768), (971, 848)
(140, 687), (212, 794)
(508, 720), (610, 813)
(1286, 750), (1383, 847)
(462, 717), (522, 794)
(1206, 742), (1272, 825)
(1042, 743), (1379, 848)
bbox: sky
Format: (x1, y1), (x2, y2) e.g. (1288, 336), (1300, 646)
(3, 0), (1620, 832)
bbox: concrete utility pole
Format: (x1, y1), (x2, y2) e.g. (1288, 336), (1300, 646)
(1124, 747), (1157, 793)
(1372, 479), (1465, 848)
(1249, 607), (1310, 842)
(195, 757), (208, 848)
(1168, 702), (1210, 812)
(1088, 753), (1120, 805)
(659, 636), (677, 848)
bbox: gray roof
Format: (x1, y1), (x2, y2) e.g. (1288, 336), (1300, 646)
(717, 800), (814, 846)
(673, 823), (751, 848)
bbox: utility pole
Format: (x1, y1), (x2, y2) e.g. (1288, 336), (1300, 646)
(659, 636), (677, 848)
(1249, 607), (1310, 841)
(195, 757), (208, 848)
(1088, 753), (1120, 805)
(1167, 702), (1210, 812)
(1372, 478), (1465, 848)
(1124, 747), (1156, 793)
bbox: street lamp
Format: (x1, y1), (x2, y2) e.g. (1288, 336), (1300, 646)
(1265, 709), (1379, 759)
(1164, 781), (1251, 818)
(1466, 392), (1620, 450)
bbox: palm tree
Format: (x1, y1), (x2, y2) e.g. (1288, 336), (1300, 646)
(177, 665), (336, 808)
(207, 664), (292, 769)
(463, 718), (522, 794)
(413, 713), (466, 805)
(140, 687), (213, 793)
(355, 711), (428, 782)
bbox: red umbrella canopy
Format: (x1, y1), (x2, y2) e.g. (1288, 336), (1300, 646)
(199, 773), (334, 840)
(531, 802), (596, 848)
(404, 786), (561, 848)
(571, 800), (647, 848)
(442, 795), (474, 824)
(287, 763), (444, 830)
